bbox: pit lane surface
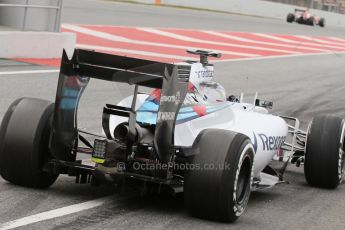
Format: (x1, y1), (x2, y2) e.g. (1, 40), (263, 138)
(1, 0), (345, 229)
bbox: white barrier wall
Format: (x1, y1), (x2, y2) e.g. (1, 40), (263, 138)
(0, 0), (62, 32)
(135, 0), (345, 27)
(0, 31), (75, 58)
(0, 0), (75, 58)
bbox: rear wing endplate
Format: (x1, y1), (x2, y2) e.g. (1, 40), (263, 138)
(50, 49), (191, 163)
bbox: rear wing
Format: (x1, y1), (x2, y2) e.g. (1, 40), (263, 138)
(59, 49), (173, 88)
(294, 8), (306, 13)
(50, 49), (191, 163)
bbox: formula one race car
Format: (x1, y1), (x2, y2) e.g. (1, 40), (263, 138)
(0, 49), (344, 222)
(287, 8), (325, 27)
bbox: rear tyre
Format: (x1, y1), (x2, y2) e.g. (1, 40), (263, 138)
(184, 129), (254, 222)
(308, 17), (315, 26)
(319, 18), (325, 27)
(0, 98), (58, 188)
(287, 13), (295, 23)
(304, 115), (345, 189)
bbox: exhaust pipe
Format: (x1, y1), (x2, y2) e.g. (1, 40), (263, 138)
(114, 123), (130, 141)
(114, 123), (153, 143)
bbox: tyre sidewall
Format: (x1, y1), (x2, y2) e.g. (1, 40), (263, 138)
(305, 116), (344, 188)
(0, 98), (23, 180)
(0, 98), (57, 188)
(221, 138), (254, 219)
(184, 129), (254, 222)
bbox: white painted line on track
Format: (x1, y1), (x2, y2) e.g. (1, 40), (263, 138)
(296, 35), (345, 48)
(138, 28), (298, 54)
(329, 37), (345, 43)
(252, 32), (302, 43)
(214, 51), (345, 63)
(0, 69), (59, 76)
(253, 33), (344, 51)
(0, 197), (108, 230)
(202, 30), (329, 52)
(63, 24), (132, 43)
(202, 30), (255, 43)
(77, 44), (340, 64)
(76, 44), (199, 61)
(62, 24), (259, 58)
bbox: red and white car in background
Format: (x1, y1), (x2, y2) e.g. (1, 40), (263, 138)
(287, 8), (325, 27)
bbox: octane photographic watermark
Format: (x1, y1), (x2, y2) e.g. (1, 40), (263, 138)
(129, 162), (232, 171)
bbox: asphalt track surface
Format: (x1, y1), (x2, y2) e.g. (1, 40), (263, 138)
(1, 0), (345, 229)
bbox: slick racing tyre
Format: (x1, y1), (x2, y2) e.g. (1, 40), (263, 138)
(304, 115), (345, 189)
(308, 17), (315, 26)
(287, 13), (295, 23)
(0, 98), (58, 188)
(319, 18), (325, 27)
(184, 129), (254, 222)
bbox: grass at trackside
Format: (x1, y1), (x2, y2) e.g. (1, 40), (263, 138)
(104, 0), (276, 20)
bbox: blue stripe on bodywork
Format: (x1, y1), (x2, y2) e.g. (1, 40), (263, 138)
(136, 101), (228, 125)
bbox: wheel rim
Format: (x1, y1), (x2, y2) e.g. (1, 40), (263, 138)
(235, 155), (251, 205)
(339, 122), (345, 182)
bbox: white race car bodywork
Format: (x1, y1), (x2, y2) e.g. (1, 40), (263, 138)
(108, 61), (288, 179)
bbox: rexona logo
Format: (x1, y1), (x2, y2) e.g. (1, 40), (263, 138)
(157, 112), (176, 121)
(256, 133), (286, 151)
(160, 91), (181, 105)
(195, 70), (214, 79)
